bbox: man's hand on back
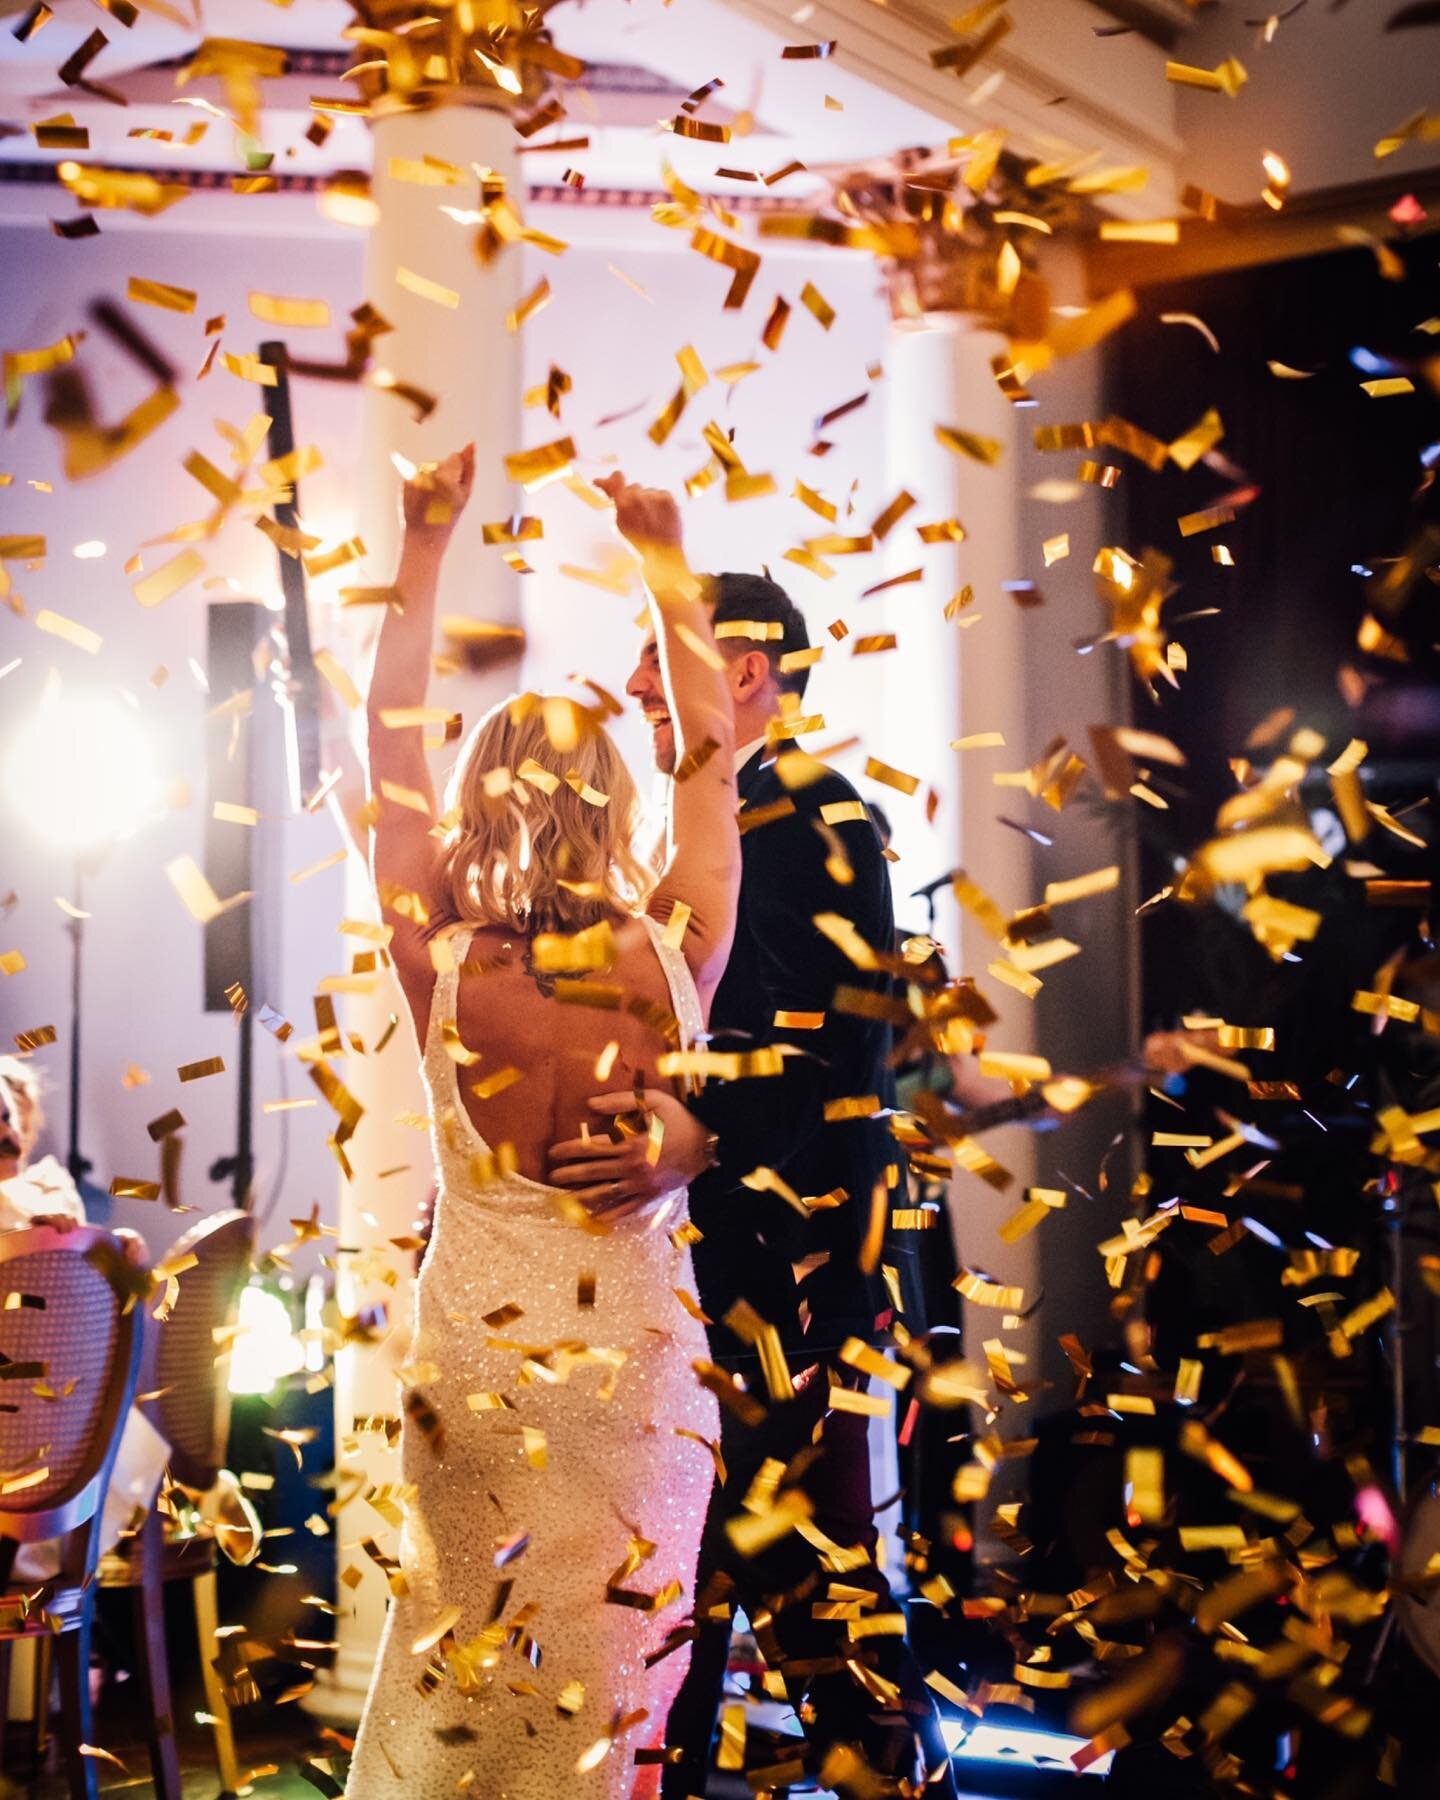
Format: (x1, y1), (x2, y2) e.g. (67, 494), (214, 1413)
(547, 1089), (713, 1220)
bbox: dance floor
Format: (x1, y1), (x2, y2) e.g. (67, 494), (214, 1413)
(3, 1704), (1083, 1800)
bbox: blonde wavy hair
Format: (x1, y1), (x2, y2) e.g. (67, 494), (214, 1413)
(431, 693), (654, 935)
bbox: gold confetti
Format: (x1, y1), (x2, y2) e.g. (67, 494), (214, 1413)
(395, 266), (459, 308)
(800, 281), (835, 329)
(1165, 55), (1247, 95)
(220, 351), (278, 386)
(165, 856), (248, 925)
(178, 1057), (225, 1083)
(127, 276), (197, 314)
(935, 424), (1003, 464)
(249, 293), (332, 328)
(134, 549), (205, 608)
(505, 438), (575, 489)
(34, 610), (100, 654)
(864, 757), (919, 796)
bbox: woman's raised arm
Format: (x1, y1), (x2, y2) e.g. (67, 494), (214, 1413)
(598, 474), (739, 990)
(366, 445), (474, 1001)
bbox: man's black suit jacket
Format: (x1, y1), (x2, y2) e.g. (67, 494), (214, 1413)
(688, 747), (901, 1366)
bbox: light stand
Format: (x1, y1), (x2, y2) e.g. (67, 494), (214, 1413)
(64, 855), (88, 1191)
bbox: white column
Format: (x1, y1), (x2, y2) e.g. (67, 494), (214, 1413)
(317, 92), (524, 1720)
(882, 316), (1040, 1559)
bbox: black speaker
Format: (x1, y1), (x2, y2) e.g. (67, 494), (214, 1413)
(203, 599), (268, 1014)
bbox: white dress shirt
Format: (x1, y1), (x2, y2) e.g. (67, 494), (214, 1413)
(733, 736), (767, 777)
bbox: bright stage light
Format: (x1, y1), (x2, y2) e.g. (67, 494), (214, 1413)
(940, 1715), (1115, 1777)
(228, 1282), (306, 1397)
(2, 685), (163, 853)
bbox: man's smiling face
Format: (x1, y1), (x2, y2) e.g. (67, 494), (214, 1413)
(627, 630), (676, 774)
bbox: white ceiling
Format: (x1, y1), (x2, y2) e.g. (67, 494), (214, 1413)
(0, 0), (959, 196)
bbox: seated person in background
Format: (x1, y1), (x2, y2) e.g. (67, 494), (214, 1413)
(0, 1057), (86, 1231)
(0, 1059), (162, 1587)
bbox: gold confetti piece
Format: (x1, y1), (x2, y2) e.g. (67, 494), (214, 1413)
(290, 849), (346, 886)
(33, 115), (88, 151)
(978, 1051), (1051, 1084)
(1168, 406), (1224, 470)
(824, 1095), (882, 1121)
(1166, 55), (1248, 95)
(864, 757), (919, 796)
(828, 1384), (890, 1417)
(839, 1337), (911, 1390)
(248, 293), (331, 328)
(134, 549), (204, 608)
(1044, 866), (1119, 905)
(690, 226), (760, 308)
(472, 1067), (523, 1100)
(34, 609), (101, 655)
(441, 1021), (480, 1068)
(127, 276), (197, 314)
(220, 351), (278, 386)
(1360, 376), (1415, 397)
(13, 5), (53, 44)
(311, 648), (361, 713)
(953, 1270), (1025, 1310)
(800, 281), (835, 329)
(394, 266), (459, 308)
(165, 855), (247, 925)
(506, 276), (552, 335)
(505, 437), (575, 490)
(0, 953), (25, 977)
(466, 1392), (514, 1413)
(0, 535), (46, 561)
(178, 1057), (225, 1083)
(935, 424), (1002, 464)
(109, 1176), (160, 1200)
(1196, 1319), (1283, 1353)
(1098, 219), (1181, 244)
(1042, 532), (1070, 566)
(410, 1605), (462, 1655)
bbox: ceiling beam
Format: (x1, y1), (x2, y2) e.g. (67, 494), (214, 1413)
(1084, 166), (1440, 293)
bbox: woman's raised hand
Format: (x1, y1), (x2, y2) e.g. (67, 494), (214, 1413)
(403, 443), (476, 539)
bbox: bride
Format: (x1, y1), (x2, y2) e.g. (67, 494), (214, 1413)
(346, 448), (737, 1797)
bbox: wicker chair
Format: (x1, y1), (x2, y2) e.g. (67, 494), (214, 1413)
(99, 1207), (256, 1800)
(0, 1224), (146, 1800)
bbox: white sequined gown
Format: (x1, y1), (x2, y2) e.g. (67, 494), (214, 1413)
(346, 920), (719, 1799)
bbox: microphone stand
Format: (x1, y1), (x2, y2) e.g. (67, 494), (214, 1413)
(64, 850), (108, 1210)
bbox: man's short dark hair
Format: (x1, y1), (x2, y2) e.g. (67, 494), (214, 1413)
(706, 571), (812, 698)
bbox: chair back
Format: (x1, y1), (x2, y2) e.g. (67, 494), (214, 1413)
(152, 1209), (256, 1491)
(0, 1224), (146, 1548)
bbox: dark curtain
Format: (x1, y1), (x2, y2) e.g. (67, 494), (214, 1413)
(1105, 229), (1440, 1029)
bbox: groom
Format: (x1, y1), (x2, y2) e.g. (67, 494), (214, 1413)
(548, 481), (957, 1797)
